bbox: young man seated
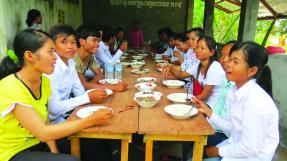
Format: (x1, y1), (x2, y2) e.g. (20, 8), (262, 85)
(75, 24), (128, 92)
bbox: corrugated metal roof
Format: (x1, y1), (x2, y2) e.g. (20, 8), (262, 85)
(203, 0), (287, 20)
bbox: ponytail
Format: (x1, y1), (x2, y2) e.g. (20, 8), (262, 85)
(0, 56), (21, 79)
(0, 29), (50, 80)
(256, 65), (273, 98)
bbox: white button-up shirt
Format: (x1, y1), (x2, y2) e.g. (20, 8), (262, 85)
(47, 53), (90, 124)
(210, 80), (279, 161)
(95, 41), (123, 68)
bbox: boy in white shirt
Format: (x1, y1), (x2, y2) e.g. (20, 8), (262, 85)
(47, 24), (108, 124)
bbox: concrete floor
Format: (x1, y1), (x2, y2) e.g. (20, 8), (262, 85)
(126, 141), (287, 161)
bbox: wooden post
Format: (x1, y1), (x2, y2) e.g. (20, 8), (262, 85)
(203, 0), (215, 37)
(261, 19), (276, 46)
(186, 0), (195, 31)
(238, 0), (260, 41)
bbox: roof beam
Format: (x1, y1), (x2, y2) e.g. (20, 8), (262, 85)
(260, 0), (278, 18)
(258, 15), (287, 20)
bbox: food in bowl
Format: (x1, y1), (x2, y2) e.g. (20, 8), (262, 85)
(137, 77), (157, 83)
(135, 91), (162, 98)
(133, 95), (160, 108)
(131, 69), (149, 74)
(135, 82), (157, 92)
(130, 62), (144, 69)
(132, 55), (143, 60)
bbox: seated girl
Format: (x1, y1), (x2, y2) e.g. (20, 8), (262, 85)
(194, 42), (279, 161)
(0, 29), (112, 161)
(182, 41), (237, 161)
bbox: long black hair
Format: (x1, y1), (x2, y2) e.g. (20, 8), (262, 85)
(26, 9), (41, 27)
(230, 42), (273, 97)
(196, 36), (217, 78)
(0, 29), (50, 79)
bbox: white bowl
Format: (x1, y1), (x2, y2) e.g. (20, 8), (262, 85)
(163, 80), (185, 88)
(120, 56), (127, 59)
(132, 55), (143, 60)
(164, 104), (198, 119)
(137, 77), (157, 83)
(135, 82), (157, 92)
(121, 62), (130, 67)
(86, 89), (113, 96)
(133, 95), (160, 108)
(130, 62), (144, 69)
(135, 91), (162, 98)
(131, 69), (149, 74)
(167, 93), (193, 103)
(99, 79), (121, 85)
(77, 106), (108, 118)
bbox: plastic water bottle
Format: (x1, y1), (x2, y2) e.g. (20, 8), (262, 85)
(105, 61), (114, 79)
(114, 60), (122, 80)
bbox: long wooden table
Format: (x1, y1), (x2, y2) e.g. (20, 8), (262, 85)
(67, 56), (214, 161)
(138, 59), (215, 161)
(67, 66), (141, 161)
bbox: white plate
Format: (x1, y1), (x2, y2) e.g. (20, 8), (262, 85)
(121, 62), (130, 66)
(167, 93), (193, 103)
(164, 104), (198, 119)
(99, 79), (121, 85)
(131, 69), (149, 74)
(163, 80), (185, 88)
(77, 106), (107, 118)
(86, 89), (113, 96)
(135, 91), (162, 98)
(137, 77), (157, 83)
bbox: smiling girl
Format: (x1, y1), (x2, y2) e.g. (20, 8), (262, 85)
(0, 29), (112, 161)
(194, 42), (279, 161)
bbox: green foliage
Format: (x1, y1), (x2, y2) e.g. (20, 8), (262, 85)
(192, 0), (287, 46)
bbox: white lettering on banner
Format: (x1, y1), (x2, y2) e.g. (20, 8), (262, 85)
(110, 0), (182, 8)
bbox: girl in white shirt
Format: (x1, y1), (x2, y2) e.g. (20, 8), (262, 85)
(194, 36), (226, 109)
(194, 42), (279, 161)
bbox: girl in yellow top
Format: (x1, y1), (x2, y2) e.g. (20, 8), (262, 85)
(0, 29), (113, 161)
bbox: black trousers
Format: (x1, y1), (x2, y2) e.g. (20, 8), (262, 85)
(10, 138), (114, 161)
(10, 141), (79, 161)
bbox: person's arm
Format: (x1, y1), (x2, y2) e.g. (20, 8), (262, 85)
(95, 45), (111, 67)
(91, 67), (103, 82)
(170, 65), (191, 79)
(193, 97), (232, 134)
(218, 102), (271, 158)
(46, 140), (59, 153)
(13, 104), (113, 142)
(48, 72), (90, 117)
(173, 51), (184, 63)
(196, 85), (214, 101)
(77, 72), (128, 92)
(111, 42), (128, 64)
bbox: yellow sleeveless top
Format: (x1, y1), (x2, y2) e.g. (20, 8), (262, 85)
(0, 74), (51, 161)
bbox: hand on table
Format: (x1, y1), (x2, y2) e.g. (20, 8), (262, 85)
(89, 108), (113, 126)
(162, 65), (172, 78)
(109, 82), (128, 92)
(192, 97), (213, 117)
(88, 89), (108, 104)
